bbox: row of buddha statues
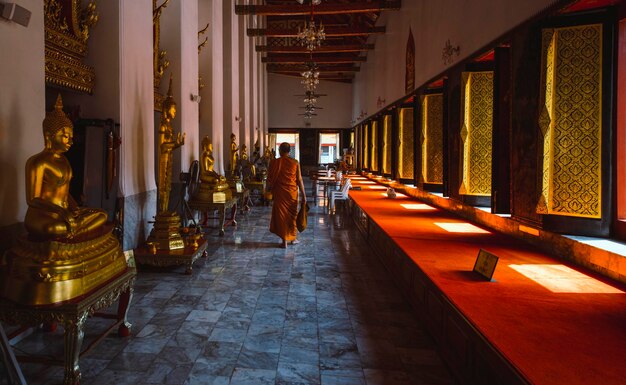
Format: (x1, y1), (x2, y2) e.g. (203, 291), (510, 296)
(0, 77), (271, 307)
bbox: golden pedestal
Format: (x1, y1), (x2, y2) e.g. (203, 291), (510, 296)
(147, 211), (185, 251)
(0, 228), (128, 306)
(134, 238), (208, 275)
(188, 197), (238, 236)
(194, 184), (233, 204)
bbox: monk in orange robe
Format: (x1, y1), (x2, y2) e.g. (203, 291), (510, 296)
(267, 142), (307, 248)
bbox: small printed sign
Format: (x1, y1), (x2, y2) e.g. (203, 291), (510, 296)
(123, 250), (136, 268)
(236, 181), (243, 193)
(473, 249), (499, 281)
(213, 191), (226, 203)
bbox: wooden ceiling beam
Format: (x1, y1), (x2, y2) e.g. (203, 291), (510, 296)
(257, 44), (374, 53)
(262, 55), (367, 64)
(248, 26), (385, 37)
(235, 1), (401, 16)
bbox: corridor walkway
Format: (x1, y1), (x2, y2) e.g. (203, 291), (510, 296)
(17, 196), (455, 385)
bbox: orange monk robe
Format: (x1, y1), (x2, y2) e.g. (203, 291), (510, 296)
(267, 155), (300, 241)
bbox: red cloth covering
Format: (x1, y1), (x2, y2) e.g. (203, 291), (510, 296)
(348, 178), (626, 385)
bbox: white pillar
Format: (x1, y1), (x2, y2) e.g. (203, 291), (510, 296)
(199, 0), (225, 174)
(0, 0), (45, 226)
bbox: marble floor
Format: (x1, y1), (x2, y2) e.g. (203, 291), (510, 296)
(13, 194), (455, 385)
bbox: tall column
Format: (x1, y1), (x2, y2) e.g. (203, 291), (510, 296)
(199, 0), (225, 174)
(240, 9), (252, 154)
(223, 0), (241, 173)
(0, 0), (44, 229)
(250, 10), (258, 150)
(119, 0), (156, 249)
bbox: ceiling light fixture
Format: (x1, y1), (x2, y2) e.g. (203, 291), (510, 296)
(296, 0), (325, 51)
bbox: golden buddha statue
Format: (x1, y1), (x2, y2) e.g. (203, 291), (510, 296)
(157, 77), (185, 214)
(1, 95), (128, 305)
(193, 136), (232, 203)
(147, 77), (185, 250)
(230, 133), (238, 177)
(24, 96), (107, 240)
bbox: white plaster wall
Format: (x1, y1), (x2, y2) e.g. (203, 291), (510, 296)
(269, 74), (353, 128)
(0, 0), (45, 226)
(119, 0), (155, 197)
(352, 0), (556, 124)
(199, 0), (226, 174)
(180, 0), (199, 173)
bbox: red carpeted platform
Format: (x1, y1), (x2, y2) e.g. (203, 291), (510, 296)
(347, 176), (626, 385)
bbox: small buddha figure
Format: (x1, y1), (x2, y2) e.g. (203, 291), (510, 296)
(230, 133), (238, 176)
(252, 135), (261, 164)
(238, 144), (256, 182)
(157, 77), (185, 213)
(24, 94), (107, 240)
(199, 136), (229, 192)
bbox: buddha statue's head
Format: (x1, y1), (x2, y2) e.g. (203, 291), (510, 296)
(162, 76), (177, 120)
(42, 94), (73, 153)
(202, 136), (212, 153)
(231, 133), (236, 142)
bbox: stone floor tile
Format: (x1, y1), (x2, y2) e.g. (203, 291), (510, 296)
(12, 193), (453, 385)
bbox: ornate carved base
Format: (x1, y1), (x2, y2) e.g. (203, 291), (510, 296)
(147, 212), (185, 250)
(0, 229), (128, 306)
(0, 268), (136, 385)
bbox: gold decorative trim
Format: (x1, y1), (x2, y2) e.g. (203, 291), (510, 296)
(44, 0), (98, 94)
(45, 48), (95, 94)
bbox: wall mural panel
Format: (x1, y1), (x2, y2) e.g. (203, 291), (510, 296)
(459, 72), (493, 196)
(398, 108), (415, 180)
(421, 94), (444, 184)
(537, 24), (602, 218)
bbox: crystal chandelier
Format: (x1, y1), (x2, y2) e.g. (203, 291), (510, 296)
(297, 20), (325, 51)
(300, 62), (320, 91)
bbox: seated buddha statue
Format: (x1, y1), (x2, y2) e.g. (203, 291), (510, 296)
(24, 95), (107, 240)
(199, 136), (229, 192)
(1, 95), (128, 305)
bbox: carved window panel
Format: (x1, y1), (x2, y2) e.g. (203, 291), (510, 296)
(370, 121), (379, 172)
(398, 107), (415, 180)
(459, 72), (494, 196)
(382, 115), (392, 175)
(421, 94), (444, 184)
(361, 124), (371, 169)
(537, 25), (602, 218)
